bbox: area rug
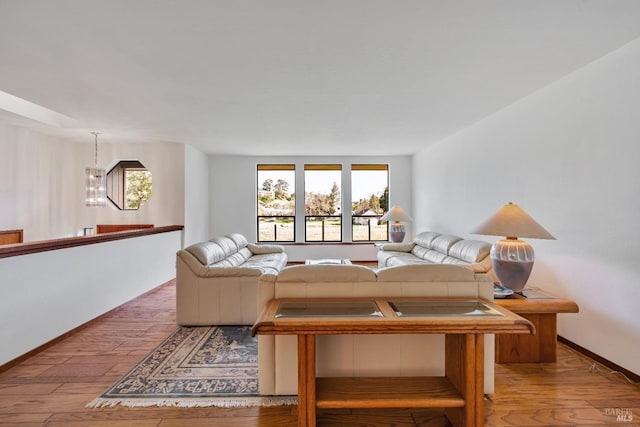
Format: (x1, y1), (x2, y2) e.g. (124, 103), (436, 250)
(87, 325), (296, 408)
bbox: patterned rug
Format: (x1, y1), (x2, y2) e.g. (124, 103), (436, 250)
(87, 325), (296, 408)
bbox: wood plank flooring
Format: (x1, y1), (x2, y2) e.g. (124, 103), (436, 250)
(0, 278), (638, 426)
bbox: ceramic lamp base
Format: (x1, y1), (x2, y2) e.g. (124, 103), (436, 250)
(389, 231), (406, 243)
(490, 238), (534, 293)
(389, 223), (406, 243)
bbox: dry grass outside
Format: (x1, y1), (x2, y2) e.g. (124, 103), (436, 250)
(305, 220), (341, 241)
(352, 224), (387, 241)
(258, 219), (388, 242)
(258, 221), (294, 241)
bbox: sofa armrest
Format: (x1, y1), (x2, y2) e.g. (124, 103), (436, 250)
(198, 267), (263, 277)
(247, 243), (285, 254)
(379, 242), (415, 252)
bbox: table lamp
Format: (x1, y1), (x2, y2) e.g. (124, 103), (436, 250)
(380, 205), (413, 243)
(472, 202), (555, 292)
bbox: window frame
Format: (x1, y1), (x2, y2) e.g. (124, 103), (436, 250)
(256, 164), (296, 243)
(351, 164), (389, 242)
(304, 164), (343, 242)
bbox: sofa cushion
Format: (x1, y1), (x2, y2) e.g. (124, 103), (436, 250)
(448, 239), (491, 263)
(243, 252), (288, 273)
(226, 233), (249, 250)
(184, 241), (227, 265)
(422, 249), (448, 263)
(376, 264), (476, 282)
(209, 236), (238, 258)
(277, 264), (377, 282)
(378, 251), (425, 266)
(238, 247), (254, 260)
(413, 231), (441, 249)
(430, 234), (463, 254)
(442, 256), (494, 276)
(385, 256), (431, 267)
(209, 258), (236, 268)
(225, 251), (251, 267)
(410, 245), (429, 259)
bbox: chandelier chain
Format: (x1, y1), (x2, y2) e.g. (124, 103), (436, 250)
(91, 131), (100, 167)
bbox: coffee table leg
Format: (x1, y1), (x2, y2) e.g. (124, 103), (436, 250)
(444, 334), (484, 427)
(298, 335), (316, 427)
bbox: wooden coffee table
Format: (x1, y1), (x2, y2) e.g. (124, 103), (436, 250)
(252, 297), (533, 427)
(494, 287), (579, 363)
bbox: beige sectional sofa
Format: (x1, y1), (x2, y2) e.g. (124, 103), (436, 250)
(256, 263), (495, 396)
(176, 233), (287, 325)
(378, 231), (496, 282)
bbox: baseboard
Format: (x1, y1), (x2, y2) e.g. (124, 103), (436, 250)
(558, 335), (639, 383)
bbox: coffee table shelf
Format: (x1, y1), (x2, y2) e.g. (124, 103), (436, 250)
(316, 376), (465, 409)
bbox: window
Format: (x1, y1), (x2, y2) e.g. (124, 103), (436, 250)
(351, 164), (388, 241)
(304, 164), (342, 242)
(106, 160), (152, 210)
(257, 164), (295, 242)
(256, 163), (389, 243)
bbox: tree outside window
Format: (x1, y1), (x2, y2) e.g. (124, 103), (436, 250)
(125, 170), (152, 210)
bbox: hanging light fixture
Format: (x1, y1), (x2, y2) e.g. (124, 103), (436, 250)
(85, 131), (107, 207)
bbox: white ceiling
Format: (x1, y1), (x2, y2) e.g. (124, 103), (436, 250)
(2, 0), (640, 156)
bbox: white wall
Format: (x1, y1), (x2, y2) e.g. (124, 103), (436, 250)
(0, 126), (78, 241)
(209, 155), (412, 261)
(183, 144), (210, 247)
(0, 230), (182, 365)
(0, 124), (186, 241)
(413, 38), (640, 375)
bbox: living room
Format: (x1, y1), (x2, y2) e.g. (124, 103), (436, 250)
(1, 1), (640, 425)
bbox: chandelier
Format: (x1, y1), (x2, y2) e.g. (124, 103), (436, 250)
(85, 131), (106, 207)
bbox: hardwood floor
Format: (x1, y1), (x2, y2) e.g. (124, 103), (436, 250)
(0, 279), (638, 426)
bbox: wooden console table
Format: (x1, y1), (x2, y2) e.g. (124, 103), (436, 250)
(252, 297), (534, 427)
(494, 288), (579, 363)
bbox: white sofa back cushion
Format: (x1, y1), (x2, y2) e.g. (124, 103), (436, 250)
(184, 241), (228, 265)
(376, 263), (476, 282)
(277, 264), (376, 282)
(208, 236), (238, 258)
(226, 232), (249, 250)
(413, 231), (441, 248)
(430, 234), (463, 253)
(447, 239), (492, 263)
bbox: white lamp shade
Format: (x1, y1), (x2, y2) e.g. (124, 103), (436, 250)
(471, 202), (554, 240)
(380, 205), (413, 223)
